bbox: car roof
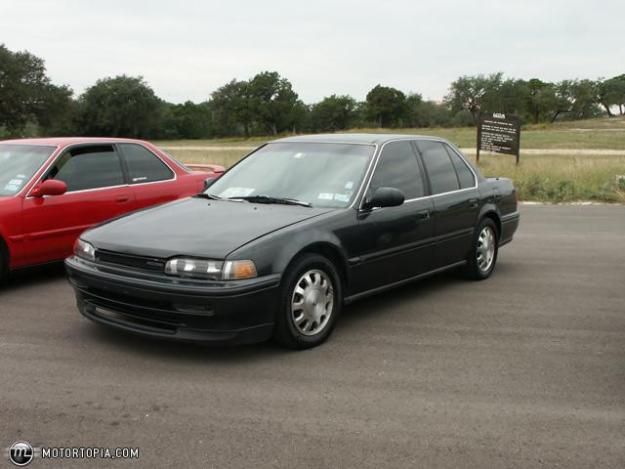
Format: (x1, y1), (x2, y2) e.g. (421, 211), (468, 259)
(0, 137), (148, 147)
(272, 133), (449, 146)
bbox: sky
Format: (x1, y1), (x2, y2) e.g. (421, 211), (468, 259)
(2, 0), (624, 104)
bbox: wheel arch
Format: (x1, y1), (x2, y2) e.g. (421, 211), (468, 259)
(288, 242), (350, 290)
(478, 207), (502, 239)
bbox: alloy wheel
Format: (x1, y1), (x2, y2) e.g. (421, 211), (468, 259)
(476, 226), (496, 272)
(291, 269), (334, 336)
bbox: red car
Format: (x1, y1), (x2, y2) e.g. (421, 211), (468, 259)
(0, 137), (224, 279)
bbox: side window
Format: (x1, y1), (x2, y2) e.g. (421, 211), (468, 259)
(120, 144), (174, 184)
(445, 145), (476, 189)
(369, 141), (424, 199)
(416, 141), (460, 194)
(47, 145), (124, 192)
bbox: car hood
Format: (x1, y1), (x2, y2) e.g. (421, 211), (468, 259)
(84, 197), (333, 259)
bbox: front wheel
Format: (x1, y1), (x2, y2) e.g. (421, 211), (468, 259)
(273, 254), (342, 349)
(464, 218), (499, 280)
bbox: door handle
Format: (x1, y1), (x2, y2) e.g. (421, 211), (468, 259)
(468, 198), (479, 208)
(415, 210), (431, 221)
(115, 196), (130, 203)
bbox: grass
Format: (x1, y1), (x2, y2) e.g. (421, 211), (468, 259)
(156, 117), (625, 203)
(470, 153), (625, 203)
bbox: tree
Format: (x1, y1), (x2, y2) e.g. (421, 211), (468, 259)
(365, 85), (408, 127)
(569, 79), (600, 119)
(161, 101), (214, 139)
(247, 71), (301, 134)
(597, 76), (625, 116)
(615, 75), (625, 115)
(550, 79), (601, 122)
(405, 93), (424, 127)
(76, 75), (162, 138)
(289, 100), (311, 134)
(405, 94), (453, 128)
(525, 79), (559, 123)
(498, 79), (529, 117)
(311, 94), (358, 131)
(0, 44), (74, 136)
(210, 79), (252, 137)
(35, 84), (75, 135)
(445, 73), (503, 124)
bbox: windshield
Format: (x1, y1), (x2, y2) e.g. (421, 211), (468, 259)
(206, 142), (375, 208)
(0, 144), (56, 196)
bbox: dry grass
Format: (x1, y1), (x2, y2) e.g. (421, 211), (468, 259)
(469, 153), (625, 203)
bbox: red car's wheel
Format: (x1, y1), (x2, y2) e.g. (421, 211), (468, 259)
(0, 240), (8, 284)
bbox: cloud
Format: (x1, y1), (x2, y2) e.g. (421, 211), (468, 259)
(2, 0), (623, 103)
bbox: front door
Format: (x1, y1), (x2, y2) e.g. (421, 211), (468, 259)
(349, 140), (435, 294)
(21, 144), (135, 265)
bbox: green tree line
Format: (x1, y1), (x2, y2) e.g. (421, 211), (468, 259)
(2, 44), (625, 139)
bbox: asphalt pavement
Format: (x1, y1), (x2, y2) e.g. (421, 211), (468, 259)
(1, 204), (624, 468)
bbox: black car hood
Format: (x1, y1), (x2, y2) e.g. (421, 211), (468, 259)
(84, 197), (333, 259)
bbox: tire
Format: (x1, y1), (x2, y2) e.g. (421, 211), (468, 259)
(273, 253), (342, 349)
(464, 218), (499, 280)
(0, 242), (8, 285)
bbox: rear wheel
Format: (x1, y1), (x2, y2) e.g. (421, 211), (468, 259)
(273, 253), (342, 349)
(464, 218), (499, 280)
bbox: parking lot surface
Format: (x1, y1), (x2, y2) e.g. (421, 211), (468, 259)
(1, 205), (624, 468)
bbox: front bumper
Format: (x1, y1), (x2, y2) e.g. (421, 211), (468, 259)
(65, 256), (281, 345)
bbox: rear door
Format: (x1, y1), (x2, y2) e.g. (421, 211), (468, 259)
(350, 140), (435, 293)
(21, 144), (134, 264)
(117, 143), (181, 209)
(415, 140), (479, 267)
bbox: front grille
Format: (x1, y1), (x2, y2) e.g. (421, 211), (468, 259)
(96, 250), (166, 272)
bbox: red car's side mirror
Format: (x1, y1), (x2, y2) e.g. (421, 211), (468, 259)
(31, 179), (68, 197)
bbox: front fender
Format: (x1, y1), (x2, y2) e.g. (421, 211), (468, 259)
(229, 224), (348, 280)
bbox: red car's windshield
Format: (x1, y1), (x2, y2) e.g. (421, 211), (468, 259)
(0, 144), (55, 196)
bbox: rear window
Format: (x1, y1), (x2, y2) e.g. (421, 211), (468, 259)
(445, 145), (475, 189)
(416, 140), (459, 195)
(120, 144), (174, 184)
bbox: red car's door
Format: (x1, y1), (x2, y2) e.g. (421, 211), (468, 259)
(117, 143), (189, 209)
(21, 144), (135, 265)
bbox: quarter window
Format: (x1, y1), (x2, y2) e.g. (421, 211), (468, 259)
(369, 141), (424, 199)
(47, 145), (124, 192)
(416, 141), (460, 194)
(445, 145), (476, 189)
(120, 144), (174, 184)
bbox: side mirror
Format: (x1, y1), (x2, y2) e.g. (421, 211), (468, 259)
(363, 187), (405, 210)
(31, 179), (68, 198)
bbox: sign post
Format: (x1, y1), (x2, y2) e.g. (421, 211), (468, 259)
(477, 113), (521, 165)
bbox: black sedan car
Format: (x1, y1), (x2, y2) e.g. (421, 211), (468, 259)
(66, 134), (519, 349)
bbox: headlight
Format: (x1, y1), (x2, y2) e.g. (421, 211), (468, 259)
(74, 239), (96, 261)
(164, 258), (257, 280)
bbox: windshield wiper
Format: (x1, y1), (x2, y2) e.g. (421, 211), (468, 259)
(228, 195), (312, 207)
(194, 193), (221, 200)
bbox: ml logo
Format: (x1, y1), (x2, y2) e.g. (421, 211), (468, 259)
(8, 442), (34, 466)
